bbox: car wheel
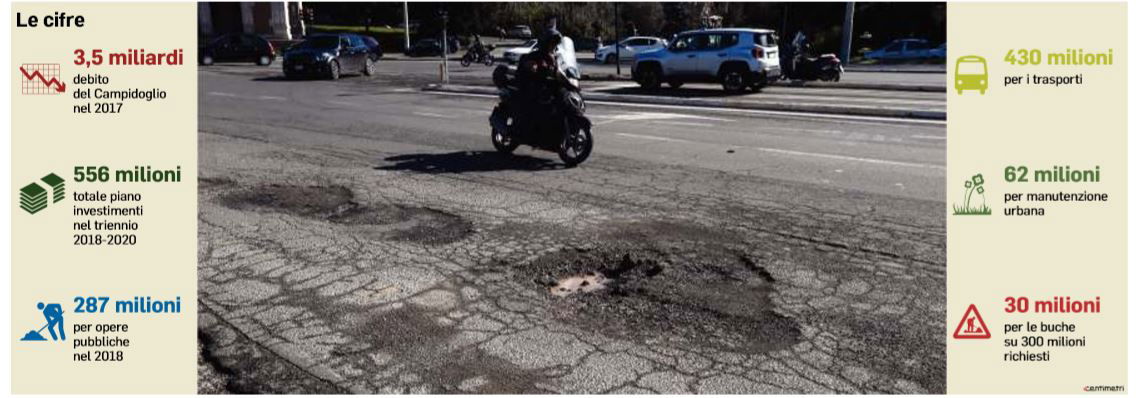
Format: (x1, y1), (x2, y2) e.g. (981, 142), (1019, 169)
(667, 80), (684, 89)
(721, 69), (748, 93)
(604, 54), (616, 64)
(328, 60), (340, 80)
(363, 58), (376, 76)
(750, 72), (768, 91)
(637, 66), (662, 90)
(257, 55), (272, 66)
(201, 55), (214, 66)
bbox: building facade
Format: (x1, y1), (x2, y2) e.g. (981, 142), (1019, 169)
(198, 2), (306, 40)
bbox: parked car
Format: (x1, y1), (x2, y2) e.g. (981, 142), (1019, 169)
(404, 37), (458, 57)
(201, 33), (276, 66)
(282, 33), (381, 80)
(632, 28), (780, 92)
(864, 38), (934, 60)
(927, 43), (946, 59)
(501, 39), (538, 64)
(405, 38), (444, 57)
(506, 25), (533, 39)
(595, 36), (666, 64)
(361, 35), (384, 59)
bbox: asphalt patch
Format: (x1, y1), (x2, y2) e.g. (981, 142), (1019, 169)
(521, 246), (801, 355)
(218, 184), (473, 244)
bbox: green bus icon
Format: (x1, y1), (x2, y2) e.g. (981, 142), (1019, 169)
(955, 55), (987, 95)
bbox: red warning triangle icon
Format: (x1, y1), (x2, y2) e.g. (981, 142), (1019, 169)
(953, 304), (991, 339)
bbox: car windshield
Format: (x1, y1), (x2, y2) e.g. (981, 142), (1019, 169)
(298, 36), (339, 49)
(957, 60), (986, 75)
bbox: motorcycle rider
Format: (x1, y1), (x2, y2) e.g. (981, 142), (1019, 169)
(469, 34), (486, 58)
(512, 28), (576, 134)
(789, 30), (810, 78)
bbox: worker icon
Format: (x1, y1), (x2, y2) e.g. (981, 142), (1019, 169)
(20, 302), (65, 342)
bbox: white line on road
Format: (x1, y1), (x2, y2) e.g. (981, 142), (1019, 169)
(207, 92), (237, 97)
(423, 90), (946, 127)
(912, 135), (947, 140)
(413, 111), (452, 118)
(616, 133), (691, 143)
(650, 120), (716, 128)
(257, 95), (287, 101)
(614, 132), (944, 169)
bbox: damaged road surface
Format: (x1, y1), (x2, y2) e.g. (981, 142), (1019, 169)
(198, 67), (946, 393)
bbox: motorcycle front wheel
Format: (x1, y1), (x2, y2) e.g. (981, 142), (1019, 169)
(558, 119), (593, 167)
(461, 55), (472, 67)
(491, 127), (519, 154)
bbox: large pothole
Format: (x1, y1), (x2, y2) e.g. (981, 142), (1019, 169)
(518, 245), (801, 354)
(218, 184), (473, 244)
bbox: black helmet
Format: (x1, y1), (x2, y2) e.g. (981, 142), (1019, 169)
(539, 28), (562, 52)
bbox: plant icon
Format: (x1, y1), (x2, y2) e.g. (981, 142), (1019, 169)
(953, 173), (991, 215)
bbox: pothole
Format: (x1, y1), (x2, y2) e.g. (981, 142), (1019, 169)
(218, 184), (473, 244)
(518, 246), (801, 354)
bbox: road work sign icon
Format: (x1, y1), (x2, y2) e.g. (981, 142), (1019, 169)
(953, 304), (991, 339)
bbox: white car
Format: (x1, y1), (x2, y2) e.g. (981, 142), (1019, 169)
(502, 39), (538, 64)
(632, 28), (781, 92)
(595, 36), (666, 64)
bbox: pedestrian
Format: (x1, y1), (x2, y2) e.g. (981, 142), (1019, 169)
(38, 302), (65, 341)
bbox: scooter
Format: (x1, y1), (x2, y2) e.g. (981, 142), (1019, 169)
(488, 38), (593, 167)
(780, 44), (843, 82)
(461, 45), (496, 67)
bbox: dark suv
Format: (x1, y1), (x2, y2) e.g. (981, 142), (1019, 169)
(282, 33), (381, 80)
(201, 33), (276, 66)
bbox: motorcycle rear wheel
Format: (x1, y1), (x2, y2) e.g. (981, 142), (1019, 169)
(461, 56), (472, 67)
(483, 55), (495, 66)
(558, 120), (593, 167)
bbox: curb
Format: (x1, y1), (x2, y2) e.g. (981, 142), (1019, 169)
(423, 84), (946, 121)
(580, 74), (945, 92)
(844, 66), (947, 74)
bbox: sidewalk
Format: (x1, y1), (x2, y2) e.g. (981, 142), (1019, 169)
(423, 83), (946, 120)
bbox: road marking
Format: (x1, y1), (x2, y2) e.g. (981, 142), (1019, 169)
(207, 92), (237, 97)
(257, 95), (287, 101)
(413, 111), (453, 118)
(594, 111), (732, 126)
(651, 120), (716, 128)
(614, 132), (943, 169)
(423, 90), (946, 126)
(912, 134), (947, 140)
(616, 133), (691, 143)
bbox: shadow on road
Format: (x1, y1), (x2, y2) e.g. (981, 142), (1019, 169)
(374, 151), (565, 173)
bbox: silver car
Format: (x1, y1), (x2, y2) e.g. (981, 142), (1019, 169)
(632, 28), (781, 92)
(595, 36), (666, 64)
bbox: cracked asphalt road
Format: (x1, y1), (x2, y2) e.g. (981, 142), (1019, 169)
(197, 63), (946, 394)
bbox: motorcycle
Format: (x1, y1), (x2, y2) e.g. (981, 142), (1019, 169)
(488, 37), (593, 166)
(461, 45), (496, 67)
(780, 43), (843, 82)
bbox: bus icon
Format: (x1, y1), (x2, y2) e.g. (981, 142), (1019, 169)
(955, 55), (987, 95)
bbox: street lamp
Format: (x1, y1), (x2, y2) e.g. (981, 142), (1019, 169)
(440, 9), (449, 83)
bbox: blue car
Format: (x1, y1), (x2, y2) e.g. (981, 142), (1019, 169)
(864, 38), (934, 61)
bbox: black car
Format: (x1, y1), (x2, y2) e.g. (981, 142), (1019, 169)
(405, 38), (444, 57)
(201, 33), (276, 66)
(282, 33), (381, 80)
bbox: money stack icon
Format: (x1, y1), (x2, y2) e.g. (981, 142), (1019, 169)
(19, 183), (48, 214)
(40, 173), (65, 203)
